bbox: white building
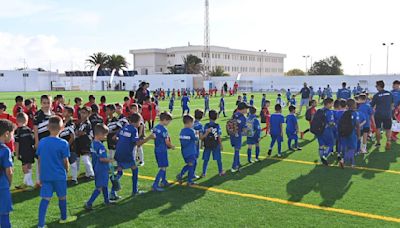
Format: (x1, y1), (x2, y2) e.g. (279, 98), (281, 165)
(129, 45), (286, 76)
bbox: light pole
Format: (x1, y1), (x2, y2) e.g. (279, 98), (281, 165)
(357, 64), (363, 75)
(382, 42), (394, 75)
(302, 55), (310, 75)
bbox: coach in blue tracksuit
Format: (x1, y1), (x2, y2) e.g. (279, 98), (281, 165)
(337, 82), (352, 100)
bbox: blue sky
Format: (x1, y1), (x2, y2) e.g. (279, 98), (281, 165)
(1, 0), (399, 75)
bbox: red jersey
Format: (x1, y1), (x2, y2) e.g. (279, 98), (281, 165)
(24, 108), (36, 129)
(177, 90), (181, 97)
(73, 104), (81, 119)
(0, 113), (16, 151)
(308, 107), (317, 124)
(129, 98), (136, 105)
(122, 103), (131, 117)
(151, 102), (157, 121)
(84, 102), (94, 108)
(99, 103), (107, 122)
(141, 102), (151, 121)
(13, 104), (25, 117)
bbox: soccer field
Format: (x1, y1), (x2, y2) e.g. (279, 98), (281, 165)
(2, 91), (400, 228)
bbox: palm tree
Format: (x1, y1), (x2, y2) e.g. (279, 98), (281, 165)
(210, 66), (229, 76)
(183, 54), (202, 74)
(106, 54), (128, 73)
(86, 52), (109, 70)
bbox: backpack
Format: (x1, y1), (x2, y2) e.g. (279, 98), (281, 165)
(305, 108), (313, 121)
(339, 110), (355, 137)
(246, 117), (255, 137)
(204, 124), (219, 149)
(260, 110), (266, 123)
(310, 109), (327, 136)
(226, 117), (239, 137)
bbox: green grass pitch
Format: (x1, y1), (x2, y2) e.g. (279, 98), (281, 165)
(1, 91), (399, 227)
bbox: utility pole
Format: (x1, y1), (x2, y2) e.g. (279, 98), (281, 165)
(382, 42), (394, 75)
(302, 55), (310, 75)
(203, 0), (211, 80)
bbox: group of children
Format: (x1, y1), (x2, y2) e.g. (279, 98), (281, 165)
(0, 82), (399, 227)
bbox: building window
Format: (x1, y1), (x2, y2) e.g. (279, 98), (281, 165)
(23, 73), (29, 77)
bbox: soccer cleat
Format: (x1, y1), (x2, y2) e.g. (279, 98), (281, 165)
(132, 190), (146, 197)
(321, 158), (329, 166)
(139, 162), (145, 167)
(194, 175), (200, 179)
(176, 174), (183, 184)
(152, 186), (165, 192)
(375, 143), (381, 147)
(248, 160), (254, 164)
(201, 174), (206, 178)
(230, 168), (238, 173)
(219, 171), (226, 176)
(160, 181), (172, 188)
(277, 154), (282, 158)
(288, 148), (295, 151)
(59, 216), (77, 224)
(187, 182), (197, 186)
(296, 147), (302, 151)
(109, 195), (122, 202)
(84, 203), (93, 211)
(255, 158), (260, 162)
(267, 149), (272, 156)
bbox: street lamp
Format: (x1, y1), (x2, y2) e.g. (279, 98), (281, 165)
(357, 64), (363, 75)
(302, 55), (310, 75)
(382, 42), (394, 75)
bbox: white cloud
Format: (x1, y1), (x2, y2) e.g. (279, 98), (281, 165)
(0, 0), (52, 18)
(0, 32), (89, 71)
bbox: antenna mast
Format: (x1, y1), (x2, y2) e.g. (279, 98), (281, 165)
(203, 0), (210, 79)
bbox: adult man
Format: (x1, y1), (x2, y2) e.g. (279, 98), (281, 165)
(370, 80), (393, 150)
(337, 82), (352, 100)
(297, 82), (311, 115)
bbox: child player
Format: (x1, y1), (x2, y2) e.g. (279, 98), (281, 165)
(218, 94), (227, 117)
(357, 94), (373, 154)
(316, 98), (335, 165)
(339, 99), (360, 168)
(105, 104), (120, 167)
(243, 93), (248, 103)
(181, 93), (190, 116)
(33, 95), (54, 187)
(36, 116), (77, 227)
(249, 95), (255, 106)
(268, 104), (285, 157)
(13, 95), (24, 117)
(151, 112), (175, 191)
(112, 113), (154, 198)
(60, 106), (78, 185)
(169, 95), (175, 113)
(300, 100), (317, 139)
(204, 93), (210, 116)
(76, 107), (95, 179)
(261, 94), (267, 110)
(230, 102), (248, 172)
(14, 113), (35, 190)
(261, 100), (271, 135)
(286, 106), (302, 151)
(85, 124), (113, 210)
(246, 107), (261, 162)
(24, 99), (35, 129)
(178, 115), (198, 185)
(201, 110), (224, 176)
(0, 119), (14, 228)
(193, 109), (204, 178)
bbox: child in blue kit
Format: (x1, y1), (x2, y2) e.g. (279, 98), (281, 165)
(243, 93), (248, 104)
(261, 94), (267, 110)
(0, 120), (14, 228)
(152, 112), (175, 191)
(218, 94), (227, 117)
(181, 93), (190, 116)
(246, 107), (261, 162)
(316, 98), (336, 165)
(178, 115), (198, 185)
(169, 95), (175, 113)
(229, 102), (249, 172)
(193, 109), (204, 177)
(334, 100), (346, 160)
(204, 93), (210, 116)
(289, 95), (296, 107)
(202, 110), (225, 177)
(357, 94), (373, 154)
(85, 124), (114, 210)
(286, 105), (302, 151)
(339, 99), (360, 168)
(249, 95), (255, 106)
(36, 116), (77, 227)
(112, 113), (154, 199)
(268, 104), (285, 157)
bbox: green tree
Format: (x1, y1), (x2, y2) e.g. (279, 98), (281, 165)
(183, 54), (202, 74)
(86, 52), (109, 70)
(285, 68), (305, 76)
(106, 54), (128, 73)
(308, 56), (343, 75)
(210, 66), (229, 76)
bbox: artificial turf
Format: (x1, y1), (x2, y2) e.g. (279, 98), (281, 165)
(1, 91), (399, 227)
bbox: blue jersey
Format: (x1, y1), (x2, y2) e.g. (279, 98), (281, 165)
(179, 127), (197, 158)
(286, 91), (291, 100)
(370, 90), (393, 118)
(181, 96), (190, 107)
(285, 114), (297, 134)
(169, 98), (174, 109)
(205, 97), (209, 108)
(270, 113), (285, 136)
(193, 120), (203, 155)
(289, 98), (296, 106)
(326, 88), (333, 98)
(167, 89), (170, 97)
(36, 137), (70, 181)
(115, 125), (139, 163)
(0, 143), (13, 190)
(243, 96), (247, 103)
(391, 89), (400, 107)
(317, 89), (322, 96)
(323, 108), (336, 129)
(249, 99), (254, 106)
(358, 103), (373, 128)
(204, 122), (222, 139)
(337, 88), (351, 100)
(91, 140), (109, 175)
(220, 98), (225, 109)
(261, 97), (266, 108)
(153, 124), (169, 154)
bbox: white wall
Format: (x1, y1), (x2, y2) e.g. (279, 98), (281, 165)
(0, 70), (55, 92)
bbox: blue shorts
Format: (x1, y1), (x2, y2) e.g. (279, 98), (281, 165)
(117, 161), (136, 169)
(230, 136), (242, 149)
(95, 171), (109, 188)
(271, 134), (283, 142)
(246, 136), (260, 145)
(286, 133), (298, 141)
(40, 181), (67, 198)
(0, 188), (12, 214)
(182, 106), (190, 113)
(203, 147), (222, 161)
(317, 133), (334, 148)
(155, 152), (169, 168)
(183, 154), (197, 164)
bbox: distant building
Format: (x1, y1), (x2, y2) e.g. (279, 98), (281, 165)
(129, 45), (286, 76)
